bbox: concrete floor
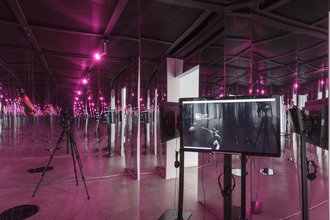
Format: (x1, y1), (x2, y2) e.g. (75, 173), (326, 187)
(0, 116), (328, 219)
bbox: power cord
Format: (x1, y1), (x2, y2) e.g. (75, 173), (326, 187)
(202, 153), (206, 220)
(218, 173), (236, 197)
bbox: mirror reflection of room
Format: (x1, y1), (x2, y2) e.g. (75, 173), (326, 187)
(0, 0), (328, 220)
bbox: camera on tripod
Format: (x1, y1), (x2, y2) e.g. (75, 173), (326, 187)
(60, 109), (73, 129)
(101, 110), (116, 124)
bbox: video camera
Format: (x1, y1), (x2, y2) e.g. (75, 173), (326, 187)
(60, 109), (73, 129)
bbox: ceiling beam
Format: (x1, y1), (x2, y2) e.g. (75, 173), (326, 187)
(175, 16), (224, 57)
(225, 1), (252, 13)
(155, 0), (224, 12)
(251, 10), (328, 40)
(147, 11), (213, 85)
(0, 19), (172, 46)
(259, 0), (292, 11)
(0, 58), (23, 86)
(6, 0), (59, 89)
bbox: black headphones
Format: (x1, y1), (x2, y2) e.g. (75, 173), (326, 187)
(218, 173), (236, 197)
(174, 151), (180, 168)
(307, 160), (317, 181)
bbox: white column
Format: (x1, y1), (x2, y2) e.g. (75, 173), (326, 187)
(154, 88), (158, 156)
(166, 58), (199, 179)
(110, 89), (116, 148)
(121, 87), (126, 157)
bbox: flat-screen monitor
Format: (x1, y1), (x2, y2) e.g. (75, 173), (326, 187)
(101, 110), (116, 124)
(140, 110), (149, 123)
(303, 98), (328, 150)
(180, 96), (281, 157)
(160, 102), (180, 142)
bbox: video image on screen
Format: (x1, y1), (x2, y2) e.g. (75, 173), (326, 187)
(180, 96), (281, 157)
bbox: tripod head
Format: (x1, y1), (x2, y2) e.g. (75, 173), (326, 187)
(257, 102), (271, 117)
(60, 108), (73, 130)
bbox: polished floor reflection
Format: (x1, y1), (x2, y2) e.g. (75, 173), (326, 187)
(0, 116), (328, 220)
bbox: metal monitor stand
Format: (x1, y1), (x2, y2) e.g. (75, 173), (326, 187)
(223, 154), (247, 220)
(299, 134), (309, 220)
(158, 147), (192, 220)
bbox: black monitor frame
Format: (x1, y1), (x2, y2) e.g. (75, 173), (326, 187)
(303, 98), (328, 150)
(179, 96), (281, 157)
(159, 101), (180, 143)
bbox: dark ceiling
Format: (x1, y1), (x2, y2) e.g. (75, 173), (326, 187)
(0, 0), (328, 107)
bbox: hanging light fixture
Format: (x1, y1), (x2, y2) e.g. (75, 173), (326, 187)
(93, 40), (108, 61)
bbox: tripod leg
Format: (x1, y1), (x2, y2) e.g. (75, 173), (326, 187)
(32, 129), (66, 197)
(70, 131), (90, 199)
(254, 117), (265, 147)
(68, 131), (79, 186)
(66, 131), (69, 154)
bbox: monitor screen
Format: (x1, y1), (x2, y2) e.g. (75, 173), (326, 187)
(160, 102), (180, 142)
(180, 96), (281, 157)
(140, 110), (149, 123)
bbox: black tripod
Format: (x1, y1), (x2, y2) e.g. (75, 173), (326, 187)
(32, 116), (90, 199)
(254, 103), (278, 152)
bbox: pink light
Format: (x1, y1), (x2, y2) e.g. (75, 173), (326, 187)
(249, 88), (252, 94)
(88, 96), (91, 100)
(321, 80), (325, 85)
(0, 94), (3, 98)
(140, 98), (143, 101)
(75, 97), (79, 100)
(256, 89), (259, 93)
(219, 93), (224, 98)
(294, 83), (298, 89)
(77, 90), (82, 95)
(94, 53), (101, 61)
(100, 97), (104, 101)
(261, 89), (265, 95)
(132, 93), (135, 97)
(82, 79), (88, 85)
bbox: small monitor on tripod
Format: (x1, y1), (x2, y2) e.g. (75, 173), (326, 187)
(303, 98), (328, 150)
(179, 96), (281, 157)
